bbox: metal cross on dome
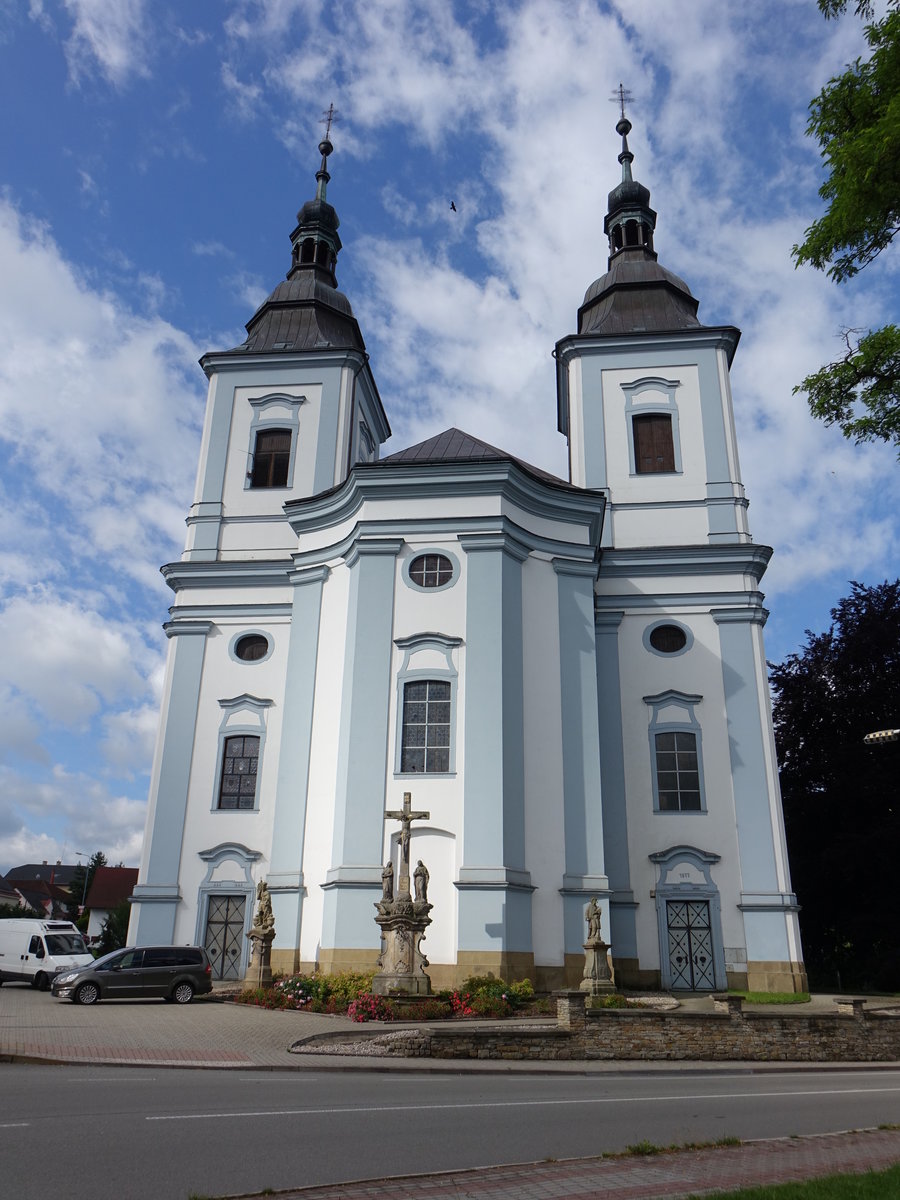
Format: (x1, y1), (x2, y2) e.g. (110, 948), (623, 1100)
(384, 792), (429, 894)
(610, 82), (633, 121)
(320, 102), (339, 139)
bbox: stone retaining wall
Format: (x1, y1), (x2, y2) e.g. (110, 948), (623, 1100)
(301, 995), (900, 1062)
(291, 994), (900, 1062)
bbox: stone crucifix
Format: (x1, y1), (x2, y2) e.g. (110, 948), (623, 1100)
(384, 791), (429, 895)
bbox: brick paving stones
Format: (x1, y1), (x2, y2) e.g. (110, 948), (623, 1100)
(239, 1129), (900, 1199)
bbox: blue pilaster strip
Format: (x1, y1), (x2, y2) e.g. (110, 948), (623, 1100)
(267, 565), (330, 952)
(131, 620), (211, 944)
(322, 538), (403, 948)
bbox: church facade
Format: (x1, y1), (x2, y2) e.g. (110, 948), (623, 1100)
(129, 117), (807, 994)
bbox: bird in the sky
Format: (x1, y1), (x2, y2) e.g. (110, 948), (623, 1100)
(450, 201), (457, 212)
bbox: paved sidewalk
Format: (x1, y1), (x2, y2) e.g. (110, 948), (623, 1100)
(2, 984), (900, 1075)
(234, 1128), (900, 1199)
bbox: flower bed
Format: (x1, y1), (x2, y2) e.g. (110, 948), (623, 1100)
(236, 972), (542, 1022)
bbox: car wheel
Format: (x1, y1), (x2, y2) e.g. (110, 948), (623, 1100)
(36, 972), (50, 992)
(75, 982), (100, 1006)
(172, 982), (194, 1004)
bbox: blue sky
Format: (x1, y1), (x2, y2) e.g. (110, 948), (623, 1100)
(1, 0), (898, 873)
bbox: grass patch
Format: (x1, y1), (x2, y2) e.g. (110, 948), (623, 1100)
(687, 1162), (900, 1198)
(728, 990), (811, 1005)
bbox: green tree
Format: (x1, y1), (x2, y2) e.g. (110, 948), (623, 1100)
(97, 900), (130, 955)
(770, 580), (900, 990)
(792, 1), (900, 452)
(68, 850), (107, 918)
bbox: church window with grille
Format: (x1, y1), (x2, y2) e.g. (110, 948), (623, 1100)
(654, 731), (701, 811)
(217, 736), (260, 809)
(400, 680), (451, 773)
(408, 553), (454, 589)
(250, 428), (291, 488)
(633, 413), (675, 473)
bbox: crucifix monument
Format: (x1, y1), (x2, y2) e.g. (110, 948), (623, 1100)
(372, 791), (433, 996)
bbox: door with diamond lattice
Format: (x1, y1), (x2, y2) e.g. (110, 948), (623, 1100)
(666, 900), (716, 990)
(204, 894), (246, 980)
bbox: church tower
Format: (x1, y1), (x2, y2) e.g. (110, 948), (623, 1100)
(130, 137), (389, 949)
(556, 111), (806, 993)
(184, 132), (389, 566)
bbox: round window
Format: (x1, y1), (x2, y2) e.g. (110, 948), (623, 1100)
(234, 634), (269, 662)
(648, 624), (688, 654)
(408, 553), (454, 589)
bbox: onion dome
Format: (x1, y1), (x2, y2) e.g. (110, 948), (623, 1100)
(578, 114), (700, 336)
(226, 135), (365, 355)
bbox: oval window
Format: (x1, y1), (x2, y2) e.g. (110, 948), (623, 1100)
(234, 634), (269, 662)
(408, 553), (454, 589)
(649, 624), (687, 654)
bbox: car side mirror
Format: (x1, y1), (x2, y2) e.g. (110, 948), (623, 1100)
(35, 948), (45, 959)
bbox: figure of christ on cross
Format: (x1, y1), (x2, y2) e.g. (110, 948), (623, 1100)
(384, 791), (430, 895)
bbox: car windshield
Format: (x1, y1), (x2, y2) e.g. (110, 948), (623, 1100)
(45, 934), (87, 955)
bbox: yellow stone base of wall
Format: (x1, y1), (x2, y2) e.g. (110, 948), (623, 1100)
(610, 958), (661, 990)
(746, 960), (809, 993)
(266, 950), (808, 996)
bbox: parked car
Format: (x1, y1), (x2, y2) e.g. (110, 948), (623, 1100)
(51, 945), (213, 1005)
(0, 919), (93, 990)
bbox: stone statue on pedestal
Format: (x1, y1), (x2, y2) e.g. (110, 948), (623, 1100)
(372, 792), (432, 996)
(580, 896), (615, 996)
(243, 879), (276, 989)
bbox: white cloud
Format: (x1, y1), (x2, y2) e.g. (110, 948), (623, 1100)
(0, 594), (148, 726)
(61, 0), (150, 87)
(1, 768), (146, 869)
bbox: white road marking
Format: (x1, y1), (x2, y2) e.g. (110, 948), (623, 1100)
(146, 1085), (900, 1121)
(0, 1122), (30, 1128)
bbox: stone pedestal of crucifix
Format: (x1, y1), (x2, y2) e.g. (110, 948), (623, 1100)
(580, 896), (615, 997)
(372, 791), (433, 997)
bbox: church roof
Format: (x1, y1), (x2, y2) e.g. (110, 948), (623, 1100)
(578, 251), (700, 335)
(380, 427), (573, 488)
(577, 107), (702, 337)
(218, 131), (366, 357)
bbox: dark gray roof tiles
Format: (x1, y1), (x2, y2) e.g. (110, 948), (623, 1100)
(579, 249), (701, 336)
(224, 272), (364, 356)
(380, 427), (574, 488)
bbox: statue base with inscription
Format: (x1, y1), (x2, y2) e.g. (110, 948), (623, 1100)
(372, 894), (433, 997)
(580, 938), (615, 996)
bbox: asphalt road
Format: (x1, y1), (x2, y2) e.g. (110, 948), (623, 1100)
(3, 1063), (900, 1200)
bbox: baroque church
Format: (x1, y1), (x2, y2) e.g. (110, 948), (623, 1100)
(129, 113), (807, 994)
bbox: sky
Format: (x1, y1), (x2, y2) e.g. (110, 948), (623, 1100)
(1, 0), (897, 874)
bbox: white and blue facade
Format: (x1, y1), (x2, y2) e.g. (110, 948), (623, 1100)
(130, 125), (806, 993)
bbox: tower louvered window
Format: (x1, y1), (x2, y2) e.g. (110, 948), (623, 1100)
(251, 428), (291, 488)
(633, 413), (675, 473)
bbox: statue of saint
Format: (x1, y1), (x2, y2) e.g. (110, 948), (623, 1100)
(381, 860), (394, 902)
(414, 860), (429, 902)
(254, 880), (275, 933)
(586, 897), (602, 942)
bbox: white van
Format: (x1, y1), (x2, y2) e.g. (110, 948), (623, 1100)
(0, 919), (94, 990)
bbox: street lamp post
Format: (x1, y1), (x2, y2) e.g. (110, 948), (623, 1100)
(75, 851), (90, 913)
